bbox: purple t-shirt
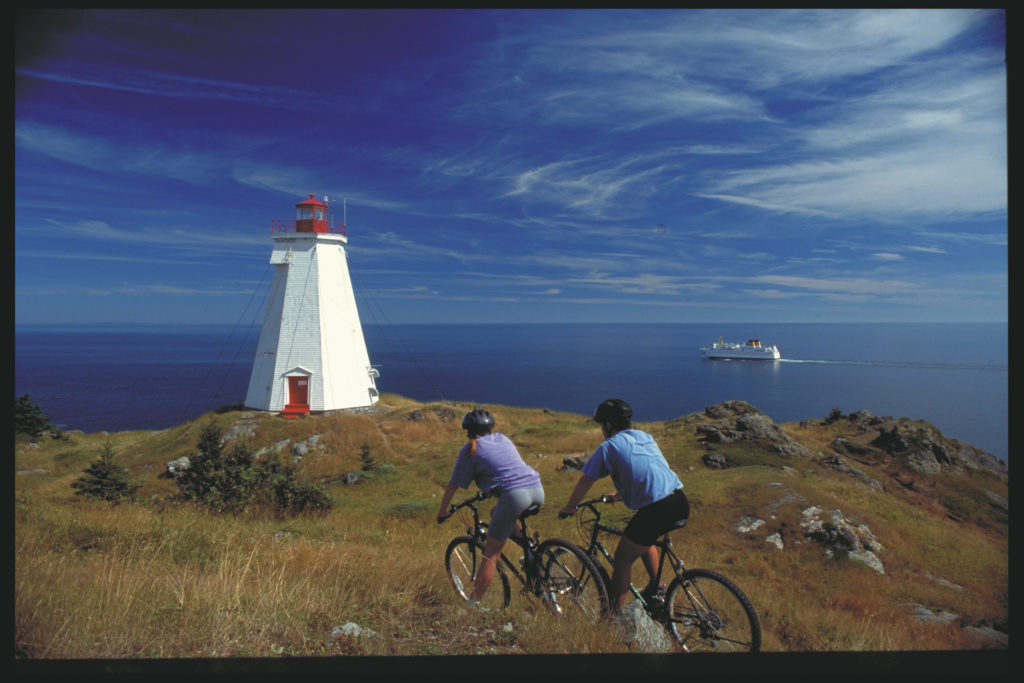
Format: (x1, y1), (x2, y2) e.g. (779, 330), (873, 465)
(449, 433), (542, 494)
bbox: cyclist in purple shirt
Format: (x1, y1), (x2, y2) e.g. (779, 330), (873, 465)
(559, 399), (689, 612)
(437, 409), (545, 607)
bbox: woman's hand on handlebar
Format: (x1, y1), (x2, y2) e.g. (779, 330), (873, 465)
(602, 492), (620, 503)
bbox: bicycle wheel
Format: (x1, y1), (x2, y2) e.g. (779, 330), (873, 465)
(444, 536), (511, 610)
(665, 568), (761, 652)
(535, 539), (610, 618)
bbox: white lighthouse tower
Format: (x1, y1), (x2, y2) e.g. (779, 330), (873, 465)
(245, 194), (379, 417)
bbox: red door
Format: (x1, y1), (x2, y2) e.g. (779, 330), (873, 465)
(288, 376), (309, 408)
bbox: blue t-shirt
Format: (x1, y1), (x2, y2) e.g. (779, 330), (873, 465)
(581, 429), (682, 509)
(449, 433), (542, 495)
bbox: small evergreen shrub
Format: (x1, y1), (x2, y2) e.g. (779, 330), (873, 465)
(70, 441), (140, 503)
(176, 421), (332, 515)
(254, 452), (333, 514)
(15, 394), (54, 438)
(825, 406), (844, 424)
(359, 442), (376, 471)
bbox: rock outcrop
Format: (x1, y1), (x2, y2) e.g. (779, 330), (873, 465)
(799, 506), (885, 574)
(820, 453), (883, 490)
(869, 423), (1008, 476)
(824, 411), (1009, 478)
(696, 402), (814, 459)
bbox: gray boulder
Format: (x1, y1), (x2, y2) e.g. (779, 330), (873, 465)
(800, 506), (885, 574)
(166, 456), (190, 477)
(561, 455), (587, 471)
(702, 453), (728, 469)
(612, 601), (672, 653)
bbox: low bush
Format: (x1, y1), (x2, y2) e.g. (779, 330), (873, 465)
(70, 441), (140, 503)
(175, 421), (332, 515)
(15, 394), (54, 438)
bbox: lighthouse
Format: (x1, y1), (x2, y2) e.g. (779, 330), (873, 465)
(245, 194), (379, 416)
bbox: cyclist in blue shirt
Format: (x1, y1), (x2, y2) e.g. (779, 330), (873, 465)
(559, 399), (689, 612)
(437, 409), (545, 607)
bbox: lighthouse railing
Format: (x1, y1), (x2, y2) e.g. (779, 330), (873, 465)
(270, 220), (346, 235)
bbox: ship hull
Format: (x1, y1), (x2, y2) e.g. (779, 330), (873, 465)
(703, 349), (780, 360)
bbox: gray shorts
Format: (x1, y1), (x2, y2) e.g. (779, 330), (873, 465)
(488, 486), (545, 542)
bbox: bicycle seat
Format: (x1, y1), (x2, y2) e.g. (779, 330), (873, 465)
(519, 504), (541, 520)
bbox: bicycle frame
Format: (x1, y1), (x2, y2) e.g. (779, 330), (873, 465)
(445, 492), (610, 616)
(577, 496), (685, 605)
(573, 496), (762, 652)
(449, 491), (541, 592)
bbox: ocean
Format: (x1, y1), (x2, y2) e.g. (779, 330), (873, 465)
(14, 322), (1008, 464)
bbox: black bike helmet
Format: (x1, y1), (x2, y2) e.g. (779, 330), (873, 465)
(462, 408), (496, 436)
(592, 399), (632, 429)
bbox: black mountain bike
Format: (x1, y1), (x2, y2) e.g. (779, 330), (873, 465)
(442, 491), (609, 617)
(567, 496), (761, 652)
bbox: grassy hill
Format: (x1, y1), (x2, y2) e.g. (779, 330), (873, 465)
(14, 393), (1008, 662)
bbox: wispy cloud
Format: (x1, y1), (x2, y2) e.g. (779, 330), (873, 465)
(16, 64), (326, 109)
(749, 274), (924, 295)
(464, 10), (1004, 224)
(40, 219), (266, 250)
(17, 282), (254, 297)
(502, 156), (678, 220)
(16, 121), (224, 185)
(16, 248), (220, 267)
(913, 229), (1007, 247)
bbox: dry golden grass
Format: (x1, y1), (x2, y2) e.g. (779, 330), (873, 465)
(14, 394), (1008, 661)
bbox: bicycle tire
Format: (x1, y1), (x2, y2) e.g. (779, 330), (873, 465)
(535, 538), (610, 618)
(444, 536), (511, 610)
(665, 568), (761, 652)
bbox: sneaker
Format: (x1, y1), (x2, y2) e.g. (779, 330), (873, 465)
(640, 584), (666, 605)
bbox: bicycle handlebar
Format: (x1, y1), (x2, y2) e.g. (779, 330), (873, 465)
(558, 494), (616, 519)
(448, 489), (492, 514)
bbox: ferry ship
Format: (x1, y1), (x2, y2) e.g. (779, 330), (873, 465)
(701, 337), (781, 360)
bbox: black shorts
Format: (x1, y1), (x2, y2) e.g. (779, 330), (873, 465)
(623, 489), (690, 546)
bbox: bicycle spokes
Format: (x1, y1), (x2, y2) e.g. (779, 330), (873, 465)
(445, 536), (511, 610)
(536, 541), (609, 617)
(666, 570), (760, 652)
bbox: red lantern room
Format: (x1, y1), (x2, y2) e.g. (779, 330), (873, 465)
(270, 194), (345, 235)
(295, 194), (328, 233)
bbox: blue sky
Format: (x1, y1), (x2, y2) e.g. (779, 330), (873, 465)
(15, 9), (1007, 326)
